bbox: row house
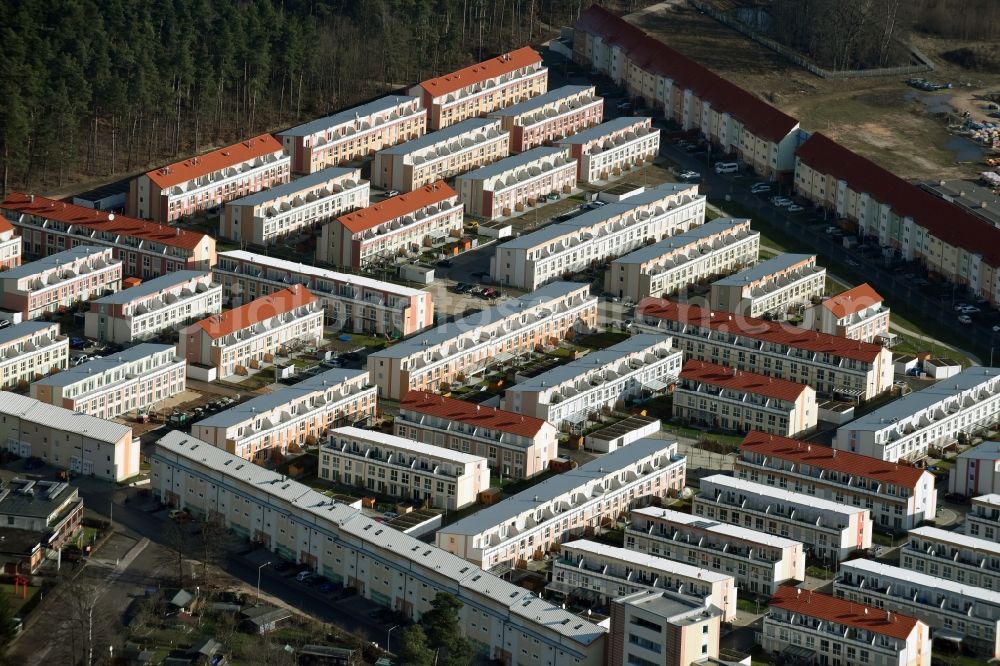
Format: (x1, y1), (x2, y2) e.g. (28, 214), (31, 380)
(635, 298), (894, 401)
(0, 217), (21, 270)
(367, 281), (597, 400)
(902, 526), (1000, 591)
(490, 85), (604, 153)
(129, 134), (290, 223)
(795, 132), (1000, 305)
(709, 253), (826, 320)
(0, 391), (138, 481)
(0, 321), (68, 391)
(572, 5), (801, 178)
(221, 167), (369, 246)
(674, 359), (817, 438)
(764, 586), (930, 666)
(605, 217), (758, 303)
(280, 96), (426, 174)
(436, 438), (687, 569)
(410, 46), (548, 130)
(395, 391), (557, 480)
(502, 333), (682, 431)
(151, 431), (607, 665)
(804, 282), (890, 343)
(736, 430), (937, 531)
(179, 284), (324, 379)
(836, 558), (1000, 659)
(492, 182), (706, 290)
(456, 146), (577, 220)
(0, 193), (217, 278)
(968, 495), (1000, 542)
(607, 590), (721, 666)
(0, 246), (121, 320)
(626, 505), (805, 597)
(834, 366), (1000, 462)
(949, 440), (1000, 497)
(319, 427), (490, 511)
(695, 474), (872, 561)
(372, 117), (510, 193)
(84, 270), (223, 344)
(0, 478), (84, 550)
(30, 343), (185, 420)
(194, 368), (375, 462)
(554, 539), (737, 622)
(213, 250), (431, 338)
(556, 116), (660, 183)
(317, 181), (463, 270)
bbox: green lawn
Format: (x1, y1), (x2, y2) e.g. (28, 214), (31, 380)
(662, 423), (744, 449)
(806, 564), (834, 579)
(575, 330), (630, 349)
(2, 584), (40, 616)
(736, 598), (768, 614)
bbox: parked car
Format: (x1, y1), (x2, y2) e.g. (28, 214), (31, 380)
(845, 259), (860, 267)
(993, 325), (1000, 333)
(958, 314), (973, 324)
(69, 337), (87, 349)
(168, 509), (193, 523)
(72, 355), (90, 366)
(787, 204), (804, 213)
(954, 303), (969, 311)
(295, 570), (313, 583)
(750, 183), (771, 194)
(452, 282), (470, 293)
(616, 101), (632, 112)
(546, 192), (560, 201)
(771, 197), (793, 207)
(0, 320), (10, 330)
(383, 190), (400, 198)
(678, 170), (701, 182)
(436, 259), (452, 268)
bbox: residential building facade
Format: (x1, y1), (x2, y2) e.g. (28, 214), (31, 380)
(490, 85), (604, 153)
(178, 284), (324, 379)
(605, 217), (758, 303)
(804, 283), (890, 343)
(695, 474), (872, 561)
(221, 167), (369, 246)
(968, 495), (1000, 542)
(372, 118), (510, 193)
(84, 270), (223, 344)
(674, 360), (817, 438)
(30, 343), (185, 420)
(556, 116), (660, 183)
(367, 281), (597, 400)
(436, 438), (686, 569)
(736, 430), (937, 531)
(395, 391), (557, 480)
(834, 367), (1000, 462)
(902, 526), (1000, 591)
(0, 322), (68, 391)
(129, 134), (290, 223)
(636, 298), (894, 402)
(502, 334), (683, 431)
(456, 147), (577, 220)
(0, 246), (122, 320)
(319, 427), (490, 510)
(410, 46), (548, 130)
(0, 217), (21, 270)
(606, 590), (721, 666)
(949, 441), (1000, 497)
(317, 181), (463, 269)
(492, 183), (706, 290)
(709, 253), (826, 319)
(625, 505), (806, 597)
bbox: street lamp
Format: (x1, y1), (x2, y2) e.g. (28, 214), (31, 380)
(386, 624), (399, 654)
(256, 562), (271, 605)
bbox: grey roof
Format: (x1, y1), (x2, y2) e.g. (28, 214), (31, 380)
(556, 116), (654, 145)
(442, 438), (678, 536)
(90, 271), (213, 304)
(196, 368), (369, 429)
(0, 321), (59, 347)
(505, 333), (671, 394)
(227, 168), (360, 208)
(0, 479), (77, 519)
(711, 253), (816, 286)
(922, 179), (1000, 229)
(241, 605), (292, 625)
(613, 218), (751, 265)
(2, 245), (113, 279)
(840, 557), (1000, 605)
(618, 181), (697, 205)
(0, 391), (132, 444)
(957, 441), (1000, 461)
(368, 282), (591, 360)
(31, 343), (178, 389)
(278, 95), (421, 138)
(376, 117), (499, 156)
(841, 367), (1000, 432)
(616, 589), (720, 622)
(457, 146), (569, 183)
(490, 85), (595, 118)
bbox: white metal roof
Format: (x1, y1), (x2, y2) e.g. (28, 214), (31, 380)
(561, 539), (732, 583)
(0, 391), (131, 444)
(699, 474), (866, 518)
(630, 506), (801, 549)
(839, 558), (1000, 605)
(329, 426), (487, 465)
(908, 526), (1000, 556)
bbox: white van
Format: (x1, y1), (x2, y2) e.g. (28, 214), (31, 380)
(714, 162), (739, 174)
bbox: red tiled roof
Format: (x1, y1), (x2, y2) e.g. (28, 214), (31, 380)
(740, 430), (927, 489)
(574, 5), (798, 144)
(0, 193), (209, 251)
(822, 283), (884, 318)
(680, 360), (809, 402)
(417, 46), (543, 99)
(194, 284), (315, 339)
(145, 134), (284, 189)
(769, 585), (920, 640)
(637, 297), (885, 363)
(400, 391), (550, 438)
(337, 181), (457, 234)
(0, 217), (12, 234)
(796, 132), (1000, 268)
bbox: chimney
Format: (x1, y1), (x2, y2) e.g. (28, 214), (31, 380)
(28, 194), (34, 203)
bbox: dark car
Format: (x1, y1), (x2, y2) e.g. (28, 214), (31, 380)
(341, 351), (361, 362)
(436, 259), (453, 268)
(23, 457), (44, 470)
(69, 337), (87, 349)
